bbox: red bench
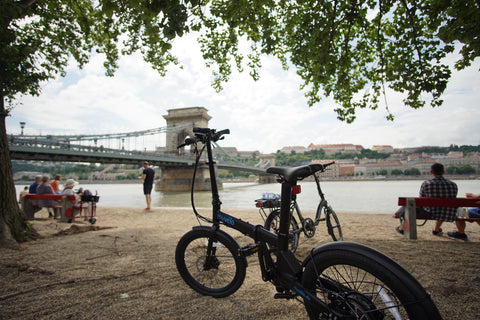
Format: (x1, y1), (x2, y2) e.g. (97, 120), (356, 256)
(397, 197), (480, 239)
(21, 194), (77, 222)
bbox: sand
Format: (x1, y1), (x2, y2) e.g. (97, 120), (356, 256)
(1, 206), (479, 320)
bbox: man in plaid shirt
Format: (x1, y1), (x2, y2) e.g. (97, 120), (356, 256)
(395, 163), (458, 236)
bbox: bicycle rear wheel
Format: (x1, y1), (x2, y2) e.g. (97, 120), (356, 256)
(301, 242), (443, 320)
(175, 226), (247, 298)
(264, 209), (300, 253)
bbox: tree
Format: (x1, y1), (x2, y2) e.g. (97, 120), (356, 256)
(404, 168), (421, 175)
(446, 165), (457, 174)
(199, 0), (479, 122)
(1, 0), (198, 246)
(459, 164), (475, 174)
(1, 1), (479, 246)
(391, 169), (404, 176)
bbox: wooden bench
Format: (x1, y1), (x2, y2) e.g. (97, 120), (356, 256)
(397, 197), (480, 239)
(21, 194), (77, 222)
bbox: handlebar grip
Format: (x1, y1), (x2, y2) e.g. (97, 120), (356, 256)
(212, 129), (230, 142)
(217, 129), (230, 135)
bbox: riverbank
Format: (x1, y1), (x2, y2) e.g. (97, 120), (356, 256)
(1, 207), (479, 319)
(13, 174), (480, 186)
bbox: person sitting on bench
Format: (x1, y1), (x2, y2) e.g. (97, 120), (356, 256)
(448, 193), (480, 240)
(61, 179), (82, 200)
(36, 175), (58, 218)
(394, 163), (458, 236)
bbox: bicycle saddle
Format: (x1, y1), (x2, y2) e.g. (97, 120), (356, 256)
(266, 164), (320, 183)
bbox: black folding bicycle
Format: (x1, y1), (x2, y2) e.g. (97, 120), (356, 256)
(175, 128), (442, 319)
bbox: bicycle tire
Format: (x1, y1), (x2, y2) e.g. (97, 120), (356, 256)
(175, 226), (247, 298)
(264, 209), (300, 253)
(324, 205), (343, 241)
(301, 241), (443, 320)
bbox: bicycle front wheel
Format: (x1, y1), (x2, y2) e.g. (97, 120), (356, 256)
(324, 205), (342, 241)
(301, 242), (443, 320)
(175, 227), (247, 298)
(264, 209), (300, 253)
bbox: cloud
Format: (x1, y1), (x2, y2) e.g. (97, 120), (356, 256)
(6, 36), (480, 154)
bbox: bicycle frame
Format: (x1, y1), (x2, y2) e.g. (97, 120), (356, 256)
(313, 173), (329, 223)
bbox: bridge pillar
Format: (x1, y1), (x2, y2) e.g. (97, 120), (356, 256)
(258, 153), (276, 184)
(258, 174), (276, 184)
(156, 166), (223, 192)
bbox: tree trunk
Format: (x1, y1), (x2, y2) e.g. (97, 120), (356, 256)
(0, 95), (30, 247)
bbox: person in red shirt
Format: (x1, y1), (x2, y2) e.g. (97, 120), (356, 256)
(51, 174), (62, 194)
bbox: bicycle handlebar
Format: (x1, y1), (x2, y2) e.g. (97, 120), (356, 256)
(323, 161), (335, 169)
(177, 128), (230, 149)
(309, 161), (335, 174)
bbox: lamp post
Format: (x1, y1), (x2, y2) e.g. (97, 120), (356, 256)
(19, 122), (26, 135)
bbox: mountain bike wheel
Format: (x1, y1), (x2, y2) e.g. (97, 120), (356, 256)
(324, 205), (342, 241)
(301, 242), (443, 320)
(264, 209), (300, 253)
(175, 226), (247, 298)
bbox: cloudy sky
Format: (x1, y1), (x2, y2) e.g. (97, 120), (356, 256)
(6, 35), (480, 154)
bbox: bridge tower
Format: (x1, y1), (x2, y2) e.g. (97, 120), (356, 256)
(157, 107), (219, 192)
(163, 107), (211, 154)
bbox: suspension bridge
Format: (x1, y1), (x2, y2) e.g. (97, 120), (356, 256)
(8, 107), (275, 190)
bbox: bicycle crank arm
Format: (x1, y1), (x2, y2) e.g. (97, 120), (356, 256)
(279, 279), (330, 314)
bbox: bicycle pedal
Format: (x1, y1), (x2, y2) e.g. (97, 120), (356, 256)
(274, 292), (295, 300)
(239, 244), (259, 256)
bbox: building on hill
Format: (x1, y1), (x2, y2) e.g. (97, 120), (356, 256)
(371, 145), (394, 153)
(279, 146), (307, 154)
(354, 160), (404, 177)
(212, 147), (238, 158)
(237, 150), (260, 158)
(310, 160), (339, 178)
(308, 143), (363, 155)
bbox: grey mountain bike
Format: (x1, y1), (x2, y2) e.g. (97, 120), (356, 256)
(259, 161), (342, 253)
(175, 128), (443, 319)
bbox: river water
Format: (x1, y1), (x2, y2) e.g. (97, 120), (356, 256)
(17, 180), (479, 214)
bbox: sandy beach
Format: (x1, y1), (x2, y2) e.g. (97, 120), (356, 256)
(1, 206), (479, 319)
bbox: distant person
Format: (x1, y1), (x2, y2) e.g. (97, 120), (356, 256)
(447, 192), (480, 240)
(395, 163), (458, 236)
(51, 174), (62, 194)
(61, 179), (81, 198)
(139, 161), (156, 211)
(61, 179), (85, 219)
(36, 175), (57, 218)
(19, 186), (29, 202)
(29, 175), (42, 193)
(465, 193), (480, 219)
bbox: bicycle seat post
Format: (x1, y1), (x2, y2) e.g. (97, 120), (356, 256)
(278, 180), (294, 250)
